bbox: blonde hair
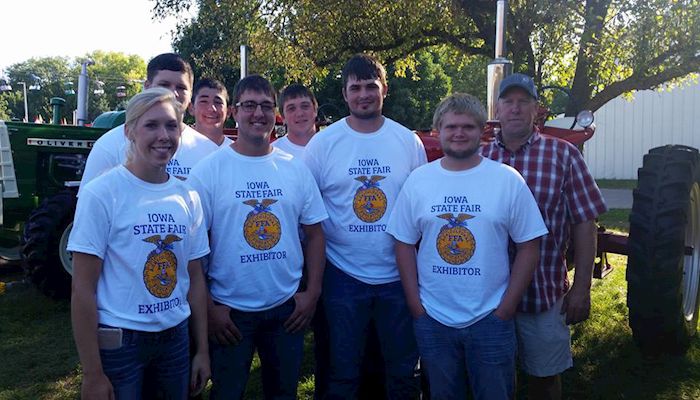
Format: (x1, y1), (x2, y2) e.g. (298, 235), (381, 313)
(432, 93), (487, 131)
(124, 87), (184, 162)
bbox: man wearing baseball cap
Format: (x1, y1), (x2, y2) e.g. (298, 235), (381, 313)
(482, 73), (607, 399)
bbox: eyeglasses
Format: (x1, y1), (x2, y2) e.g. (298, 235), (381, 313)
(235, 101), (276, 113)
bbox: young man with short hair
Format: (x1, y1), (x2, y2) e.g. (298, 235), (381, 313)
(387, 92), (547, 399)
(482, 73), (607, 400)
(304, 54), (426, 399)
(273, 83), (318, 159)
(188, 75), (328, 399)
(189, 78), (233, 147)
(79, 53), (222, 192)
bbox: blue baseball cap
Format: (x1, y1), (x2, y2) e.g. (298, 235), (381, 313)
(498, 73), (538, 100)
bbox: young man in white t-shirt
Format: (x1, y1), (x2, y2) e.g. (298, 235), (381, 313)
(386, 93), (547, 399)
(304, 54), (426, 399)
(188, 77), (234, 148)
(78, 53), (224, 192)
(188, 75), (328, 400)
(272, 83), (318, 159)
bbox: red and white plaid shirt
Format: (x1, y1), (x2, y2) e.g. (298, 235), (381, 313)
(481, 130), (607, 313)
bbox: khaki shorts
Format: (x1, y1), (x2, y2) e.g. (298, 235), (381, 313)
(515, 297), (573, 377)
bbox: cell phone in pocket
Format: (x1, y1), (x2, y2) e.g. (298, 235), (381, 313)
(97, 327), (123, 350)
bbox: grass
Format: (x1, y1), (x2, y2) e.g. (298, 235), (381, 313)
(2, 215), (699, 400)
(598, 208), (631, 232)
(0, 284), (80, 400)
(596, 179), (638, 190)
(564, 254), (700, 400)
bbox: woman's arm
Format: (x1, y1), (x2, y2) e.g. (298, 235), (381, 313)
(187, 258), (210, 395)
(71, 252), (114, 400)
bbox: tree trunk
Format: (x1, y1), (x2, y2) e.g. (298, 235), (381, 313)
(566, 0), (612, 116)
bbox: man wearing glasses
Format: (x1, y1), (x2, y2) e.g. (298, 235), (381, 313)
(188, 75), (328, 399)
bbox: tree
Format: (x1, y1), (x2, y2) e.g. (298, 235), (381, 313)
(384, 50), (452, 130)
(0, 94), (11, 121)
(152, 0), (700, 114)
(3, 57), (73, 122)
(1, 52), (146, 123)
(74, 51), (146, 120)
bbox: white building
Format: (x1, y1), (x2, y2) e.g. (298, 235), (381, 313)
(583, 79), (700, 179)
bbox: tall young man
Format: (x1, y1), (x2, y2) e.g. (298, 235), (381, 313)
(387, 93), (547, 399)
(189, 77), (233, 147)
(79, 53), (220, 191)
(304, 54), (426, 399)
(188, 75), (327, 399)
(273, 83), (318, 159)
(482, 73), (607, 399)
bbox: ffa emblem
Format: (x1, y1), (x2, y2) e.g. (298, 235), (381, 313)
(243, 199), (282, 250)
(142, 234), (181, 298)
(352, 175), (388, 223)
(436, 213), (476, 265)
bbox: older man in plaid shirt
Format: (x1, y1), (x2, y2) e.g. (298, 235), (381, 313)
(481, 73), (607, 400)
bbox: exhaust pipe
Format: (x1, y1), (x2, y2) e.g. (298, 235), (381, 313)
(76, 59), (94, 126)
(240, 45), (248, 80)
(486, 0), (512, 120)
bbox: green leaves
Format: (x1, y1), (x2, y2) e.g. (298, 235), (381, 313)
(155, 0), (699, 121)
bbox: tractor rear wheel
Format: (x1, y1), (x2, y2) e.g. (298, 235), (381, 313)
(21, 190), (77, 299)
(627, 145), (700, 356)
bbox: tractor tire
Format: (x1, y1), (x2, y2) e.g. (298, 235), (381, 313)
(21, 190), (77, 299)
(627, 145), (700, 356)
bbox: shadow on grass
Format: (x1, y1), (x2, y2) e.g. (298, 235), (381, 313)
(242, 331), (317, 399)
(565, 331), (700, 400)
(0, 284), (80, 400)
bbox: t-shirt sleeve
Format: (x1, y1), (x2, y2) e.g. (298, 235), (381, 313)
(67, 186), (111, 259)
(412, 132), (428, 170)
(564, 144), (608, 223)
(299, 164), (329, 226)
(508, 177), (549, 244)
(187, 164), (213, 231)
(386, 178), (421, 245)
(187, 188), (210, 260)
(78, 135), (122, 196)
(303, 139), (323, 187)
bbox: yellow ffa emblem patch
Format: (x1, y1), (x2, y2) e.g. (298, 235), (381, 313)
(142, 234), (181, 298)
(243, 199), (282, 250)
(436, 213), (476, 265)
(352, 175), (387, 223)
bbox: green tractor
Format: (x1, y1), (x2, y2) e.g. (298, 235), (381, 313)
(0, 109), (123, 298)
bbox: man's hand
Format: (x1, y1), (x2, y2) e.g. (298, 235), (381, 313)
(284, 291), (319, 333)
(494, 304), (516, 321)
(208, 303), (242, 345)
(408, 300), (426, 319)
(189, 352), (211, 396)
(81, 371), (114, 400)
(561, 285), (591, 325)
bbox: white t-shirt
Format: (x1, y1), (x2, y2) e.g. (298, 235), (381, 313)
(79, 124), (232, 195)
(304, 117), (427, 284)
(272, 135), (306, 159)
(68, 165), (210, 332)
(188, 147), (328, 312)
(386, 158), (548, 328)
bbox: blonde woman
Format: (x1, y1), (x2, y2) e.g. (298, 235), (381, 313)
(69, 87), (210, 399)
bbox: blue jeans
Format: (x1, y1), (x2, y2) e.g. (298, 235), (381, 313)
(99, 320), (190, 400)
(322, 263), (419, 399)
(209, 297), (303, 400)
(414, 312), (516, 400)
